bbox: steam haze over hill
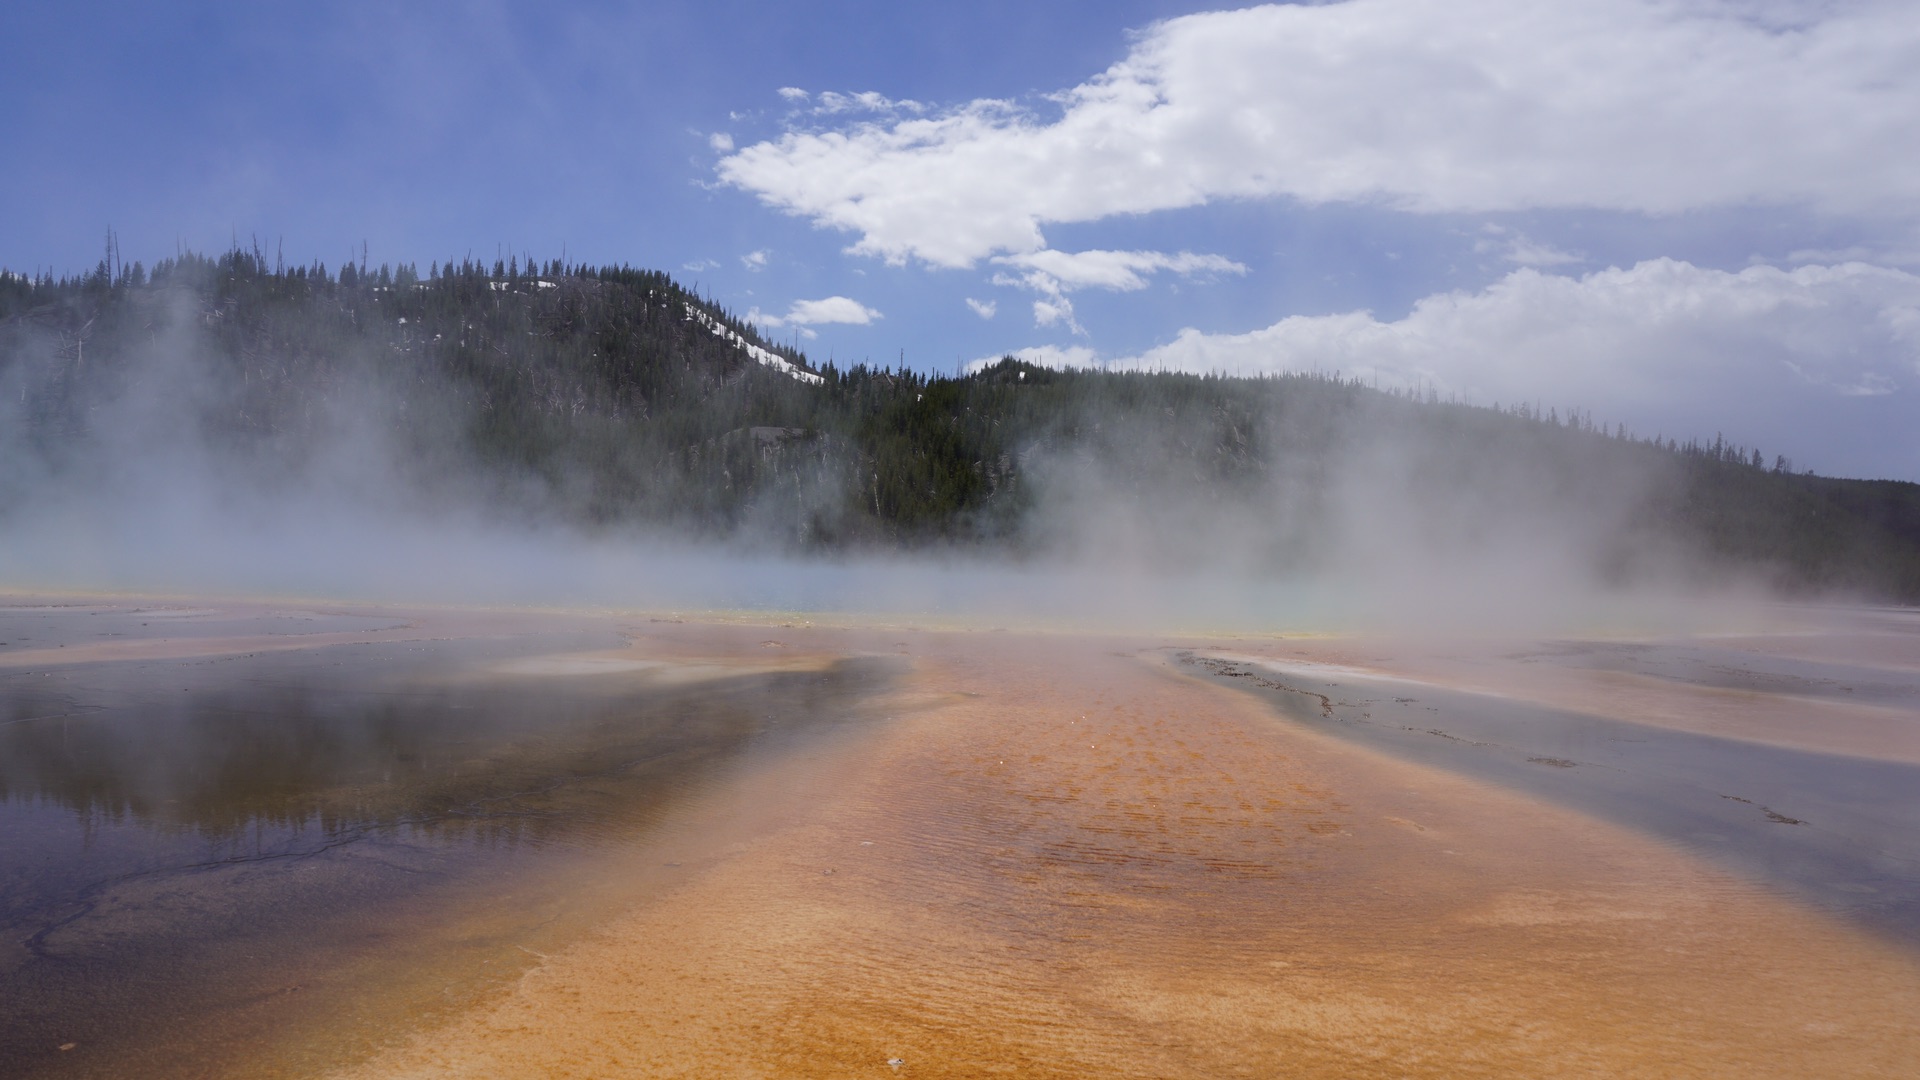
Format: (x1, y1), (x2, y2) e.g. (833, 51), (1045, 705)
(3, 254), (1917, 623)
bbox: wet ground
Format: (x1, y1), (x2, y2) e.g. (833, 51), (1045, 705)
(326, 623), (1920, 1078)
(6, 597), (1920, 1078)
(0, 600), (899, 1078)
(1181, 635), (1920, 942)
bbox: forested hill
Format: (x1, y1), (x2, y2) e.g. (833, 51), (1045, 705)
(3, 249), (1918, 601)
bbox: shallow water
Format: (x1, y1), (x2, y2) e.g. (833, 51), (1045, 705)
(0, 603), (897, 1078)
(1184, 634), (1920, 944)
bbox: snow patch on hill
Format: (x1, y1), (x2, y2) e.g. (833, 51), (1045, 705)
(684, 303), (824, 385)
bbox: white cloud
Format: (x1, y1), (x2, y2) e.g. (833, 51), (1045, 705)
(966, 297), (997, 320)
(680, 258), (718, 273)
(750, 296), (883, 330)
(719, 0), (1920, 268)
(1502, 237), (1584, 268)
(1019, 259), (1920, 477)
(990, 249), (1248, 292)
(1032, 299), (1078, 332)
(707, 132), (734, 153)
(1103, 259), (1920, 397)
(811, 90), (925, 116)
(787, 296), (882, 325)
(774, 86), (924, 115)
(740, 249), (769, 271)
(983, 249), (1248, 333)
(1476, 225), (1583, 268)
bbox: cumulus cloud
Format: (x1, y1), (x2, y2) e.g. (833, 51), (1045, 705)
(707, 132), (734, 153)
(966, 298), (997, 319)
(750, 296), (883, 333)
(740, 249), (770, 271)
(786, 296), (882, 325)
(1006, 259), (1920, 477)
(1103, 259), (1920, 398)
(718, 0), (1920, 268)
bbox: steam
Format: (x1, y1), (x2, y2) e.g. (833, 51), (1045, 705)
(0, 283), (1782, 637)
(1002, 381), (1766, 634)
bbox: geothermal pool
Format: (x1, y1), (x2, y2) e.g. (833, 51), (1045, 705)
(3, 597), (1919, 1078)
(0, 601), (899, 1077)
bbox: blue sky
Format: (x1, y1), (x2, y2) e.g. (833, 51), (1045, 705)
(5, 1), (1918, 479)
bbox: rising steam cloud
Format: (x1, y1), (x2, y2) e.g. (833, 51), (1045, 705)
(0, 275), (1786, 636)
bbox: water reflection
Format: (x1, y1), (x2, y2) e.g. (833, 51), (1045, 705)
(0, 611), (897, 1078)
(16, 671), (704, 839)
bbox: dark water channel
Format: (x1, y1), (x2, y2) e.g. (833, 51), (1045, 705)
(0, 605), (897, 1078)
(1183, 646), (1920, 946)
